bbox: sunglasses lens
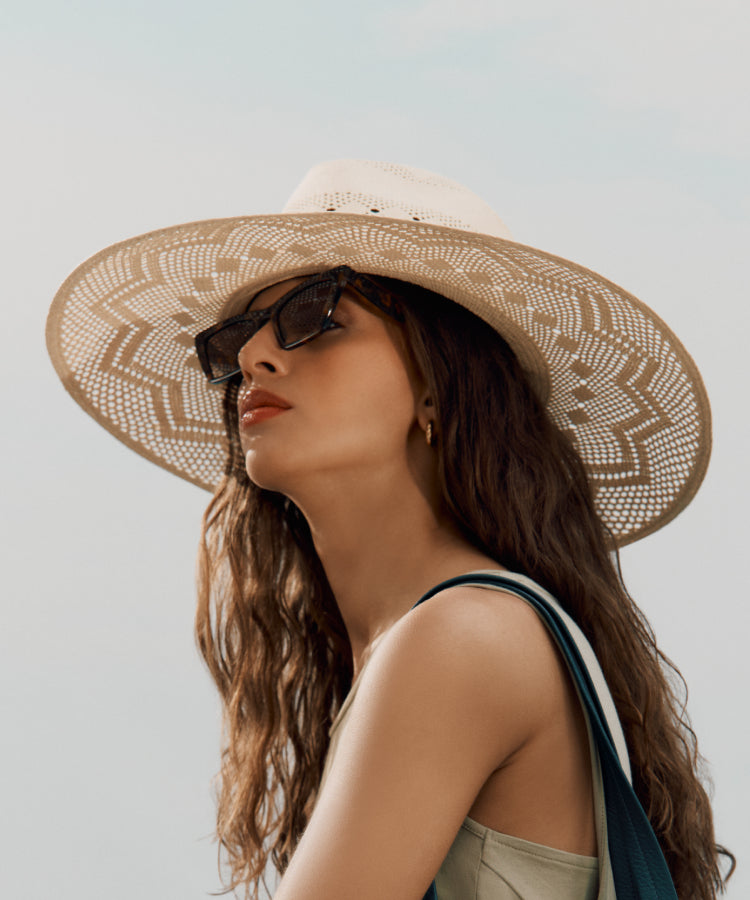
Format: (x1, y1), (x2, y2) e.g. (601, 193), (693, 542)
(202, 319), (262, 382)
(276, 281), (336, 346)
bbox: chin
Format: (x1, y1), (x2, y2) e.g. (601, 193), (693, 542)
(243, 449), (296, 495)
(244, 460), (281, 493)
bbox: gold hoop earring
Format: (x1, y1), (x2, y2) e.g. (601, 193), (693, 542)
(425, 421), (434, 446)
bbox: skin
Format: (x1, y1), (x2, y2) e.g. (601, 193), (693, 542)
(237, 277), (596, 900)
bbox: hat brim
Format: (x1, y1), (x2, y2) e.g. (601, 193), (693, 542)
(46, 211), (711, 545)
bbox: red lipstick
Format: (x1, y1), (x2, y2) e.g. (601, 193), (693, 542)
(239, 388), (292, 428)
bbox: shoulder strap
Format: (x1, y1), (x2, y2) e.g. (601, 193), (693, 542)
(414, 571), (678, 900)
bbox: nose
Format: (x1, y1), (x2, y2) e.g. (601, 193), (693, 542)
(237, 318), (289, 381)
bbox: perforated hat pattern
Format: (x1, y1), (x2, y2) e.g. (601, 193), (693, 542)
(46, 160), (711, 545)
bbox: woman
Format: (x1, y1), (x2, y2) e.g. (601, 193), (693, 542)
(47, 160), (733, 899)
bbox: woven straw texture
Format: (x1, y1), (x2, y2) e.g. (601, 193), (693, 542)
(47, 207), (710, 546)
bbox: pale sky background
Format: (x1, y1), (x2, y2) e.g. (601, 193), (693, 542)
(2, 1), (748, 897)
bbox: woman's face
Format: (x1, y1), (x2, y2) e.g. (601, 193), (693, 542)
(235, 276), (428, 499)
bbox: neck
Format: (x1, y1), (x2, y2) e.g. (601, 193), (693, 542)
(287, 466), (502, 677)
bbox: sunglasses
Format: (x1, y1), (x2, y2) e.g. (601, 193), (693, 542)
(195, 266), (405, 384)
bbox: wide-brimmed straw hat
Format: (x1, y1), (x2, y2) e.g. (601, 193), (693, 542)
(46, 159), (711, 545)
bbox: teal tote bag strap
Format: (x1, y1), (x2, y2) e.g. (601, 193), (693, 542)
(413, 572), (678, 900)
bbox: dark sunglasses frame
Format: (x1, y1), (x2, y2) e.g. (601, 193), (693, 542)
(195, 266), (405, 384)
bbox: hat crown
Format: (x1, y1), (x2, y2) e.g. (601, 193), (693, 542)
(282, 159), (513, 238)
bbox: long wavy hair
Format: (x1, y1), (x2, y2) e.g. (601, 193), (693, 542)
(195, 274), (734, 899)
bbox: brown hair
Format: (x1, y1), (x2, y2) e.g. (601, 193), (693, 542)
(195, 276), (734, 898)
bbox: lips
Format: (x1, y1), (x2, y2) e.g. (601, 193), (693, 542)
(239, 388), (292, 427)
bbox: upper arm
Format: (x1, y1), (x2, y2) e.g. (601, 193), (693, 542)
(273, 587), (560, 900)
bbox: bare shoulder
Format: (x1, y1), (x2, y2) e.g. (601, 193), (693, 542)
(358, 582), (567, 766)
(398, 581), (554, 658)
(392, 583), (562, 692)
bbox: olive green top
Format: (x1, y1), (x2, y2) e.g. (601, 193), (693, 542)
(318, 572), (624, 899)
